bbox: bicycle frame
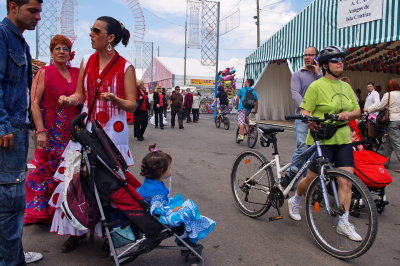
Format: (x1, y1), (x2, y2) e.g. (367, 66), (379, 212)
(243, 140), (341, 215)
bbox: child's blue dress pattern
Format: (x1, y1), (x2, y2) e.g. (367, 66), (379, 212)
(137, 178), (216, 243)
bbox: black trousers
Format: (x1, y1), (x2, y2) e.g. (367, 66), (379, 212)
(185, 107), (192, 122)
(171, 106), (183, 128)
(154, 106), (164, 128)
(192, 108), (199, 121)
(134, 110), (148, 138)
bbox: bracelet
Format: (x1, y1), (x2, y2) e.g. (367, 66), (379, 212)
(36, 129), (47, 134)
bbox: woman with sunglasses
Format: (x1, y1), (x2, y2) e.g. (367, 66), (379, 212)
(287, 46), (362, 241)
(51, 16), (137, 253)
(25, 35), (80, 225)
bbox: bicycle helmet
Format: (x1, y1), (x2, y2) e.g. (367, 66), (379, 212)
(317, 46), (346, 65)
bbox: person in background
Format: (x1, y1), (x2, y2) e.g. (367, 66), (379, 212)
(192, 91), (201, 123)
(355, 88), (364, 109)
(162, 88), (169, 119)
(0, 0), (44, 264)
(287, 46), (322, 173)
(153, 86), (166, 130)
(212, 85), (229, 113)
(235, 79), (258, 142)
(184, 88), (193, 123)
(169, 86), (184, 129)
(25, 35), (80, 225)
(365, 80), (400, 172)
(364, 82), (380, 116)
(148, 88), (154, 117)
(134, 80), (149, 141)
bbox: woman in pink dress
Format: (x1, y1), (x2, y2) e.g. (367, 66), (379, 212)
(24, 35), (80, 224)
(52, 16), (137, 253)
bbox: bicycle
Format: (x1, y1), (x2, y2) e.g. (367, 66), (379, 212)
(215, 106), (230, 130)
(235, 112), (258, 148)
(231, 114), (378, 260)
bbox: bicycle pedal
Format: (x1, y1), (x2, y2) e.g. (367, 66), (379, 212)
(269, 216), (283, 221)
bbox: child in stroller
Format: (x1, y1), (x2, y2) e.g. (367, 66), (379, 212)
(349, 121), (392, 213)
(65, 113), (207, 265)
(137, 144), (216, 246)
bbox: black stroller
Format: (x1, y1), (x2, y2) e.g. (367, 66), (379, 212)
(68, 112), (204, 265)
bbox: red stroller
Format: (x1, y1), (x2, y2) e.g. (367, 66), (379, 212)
(65, 113), (204, 265)
(349, 120), (392, 213)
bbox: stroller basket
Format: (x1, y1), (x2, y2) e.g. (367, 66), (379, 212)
(69, 113), (205, 265)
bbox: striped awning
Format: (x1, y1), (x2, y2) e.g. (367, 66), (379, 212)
(246, 0), (400, 80)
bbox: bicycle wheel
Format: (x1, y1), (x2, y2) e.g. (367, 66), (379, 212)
(223, 116), (230, 130)
(247, 125), (258, 148)
(231, 150), (275, 217)
(215, 115), (221, 128)
(305, 169), (378, 260)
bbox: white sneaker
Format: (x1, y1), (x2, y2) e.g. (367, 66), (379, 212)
(337, 222), (362, 242)
(288, 197), (302, 221)
(24, 252), (43, 264)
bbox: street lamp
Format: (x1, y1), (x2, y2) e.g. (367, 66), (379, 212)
(254, 0), (260, 48)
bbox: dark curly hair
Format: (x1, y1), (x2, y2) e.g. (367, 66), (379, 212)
(140, 144), (172, 179)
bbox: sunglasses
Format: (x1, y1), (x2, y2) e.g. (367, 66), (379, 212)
(53, 47), (69, 52)
(329, 57), (345, 63)
(90, 27), (105, 35)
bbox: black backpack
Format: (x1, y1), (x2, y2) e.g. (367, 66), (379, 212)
(243, 88), (255, 109)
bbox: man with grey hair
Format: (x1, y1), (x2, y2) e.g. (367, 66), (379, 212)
(0, 0), (43, 264)
(283, 47), (322, 186)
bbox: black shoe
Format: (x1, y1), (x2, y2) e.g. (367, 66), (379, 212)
(61, 234), (86, 253)
(138, 136), (144, 141)
(179, 126), (184, 129)
(160, 127), (164, 130)
(155, 126), (158, 128)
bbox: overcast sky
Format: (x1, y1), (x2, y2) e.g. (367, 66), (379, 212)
(0, 0), (313, 67)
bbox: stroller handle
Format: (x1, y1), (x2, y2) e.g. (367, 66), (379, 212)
(70, 112), (88, 140)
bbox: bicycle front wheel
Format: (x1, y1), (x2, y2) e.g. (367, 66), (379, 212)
(305, 169), (378, 260)
(231, 150), (275, 217)
(224, 116), (230, 130)
(215, 115), (221, 128)
(247, 125), (258, 148)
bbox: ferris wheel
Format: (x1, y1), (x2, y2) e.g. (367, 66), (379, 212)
(36, 0), (146, 61)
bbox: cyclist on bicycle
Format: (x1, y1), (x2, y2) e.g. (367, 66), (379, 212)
(212, 85), (229, 114)
(235, 79), (258, 142)
(287, 46), (362, 241)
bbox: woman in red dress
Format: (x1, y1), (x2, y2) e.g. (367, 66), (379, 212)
(24, 35), (80, 224)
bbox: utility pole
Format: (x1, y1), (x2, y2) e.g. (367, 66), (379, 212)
(253, 0), (260, 48)
(184, 1), (188, 86)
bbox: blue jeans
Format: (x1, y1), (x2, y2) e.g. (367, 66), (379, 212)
(0, 126), (28, 266)
(290, 119), (309, 169)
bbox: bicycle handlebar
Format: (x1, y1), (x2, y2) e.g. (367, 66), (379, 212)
(285, 113), (343, 123)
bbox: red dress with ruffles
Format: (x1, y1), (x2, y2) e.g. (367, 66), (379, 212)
(24, 65), (80, 224)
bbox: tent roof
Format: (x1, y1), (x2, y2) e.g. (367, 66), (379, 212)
(156, 57), (245, 78)
(246, 0), (400, 80)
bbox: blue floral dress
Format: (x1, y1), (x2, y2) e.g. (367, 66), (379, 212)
(137, 178), (216, 243)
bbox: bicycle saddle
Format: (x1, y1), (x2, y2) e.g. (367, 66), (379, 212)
(258, 125), (285, 134)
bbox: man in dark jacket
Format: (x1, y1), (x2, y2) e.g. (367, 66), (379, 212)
(169, 86), (184, 129)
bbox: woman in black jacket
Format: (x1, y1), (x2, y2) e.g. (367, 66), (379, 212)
(134, 81), (150, 140)
(153, 86), (167, 129)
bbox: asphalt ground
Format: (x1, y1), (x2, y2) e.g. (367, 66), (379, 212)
(23, 114), (400, 266)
